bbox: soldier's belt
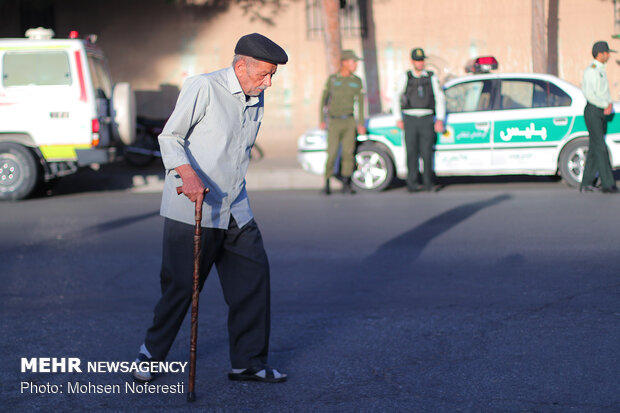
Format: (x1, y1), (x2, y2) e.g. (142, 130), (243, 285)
(329, 114), (354, 119)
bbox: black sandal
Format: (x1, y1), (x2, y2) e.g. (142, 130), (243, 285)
(228, 366), (287, 383)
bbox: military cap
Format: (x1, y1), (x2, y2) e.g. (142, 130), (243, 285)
(341, 50), (360, 61)
(235, 33), (288, 65)
(411, 47), (426, 61)
(592, 41), (617, 57)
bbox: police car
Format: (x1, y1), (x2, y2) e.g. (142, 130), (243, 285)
(298, 57), (620, 191)
(0, 28), (136, 200)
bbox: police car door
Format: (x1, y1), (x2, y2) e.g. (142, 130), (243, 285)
(492, 78), (573, 173)
(436, 78), (496, 173)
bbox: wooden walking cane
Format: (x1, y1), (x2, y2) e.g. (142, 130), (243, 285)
(177, 186), (209, 403)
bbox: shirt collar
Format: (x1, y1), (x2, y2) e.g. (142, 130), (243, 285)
(592, 59), (605, 69)
(227, 66), (259, 106)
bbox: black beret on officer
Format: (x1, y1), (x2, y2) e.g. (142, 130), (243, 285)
(235, 33), (288, 65)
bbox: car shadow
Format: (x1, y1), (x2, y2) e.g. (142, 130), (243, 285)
(39, 159), (166, 198)
(381, 174), (565, 193)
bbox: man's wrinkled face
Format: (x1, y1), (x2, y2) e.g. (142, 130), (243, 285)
(237, 57), (277, 96)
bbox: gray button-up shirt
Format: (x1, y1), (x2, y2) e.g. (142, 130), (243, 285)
(158, 67), (263, 229)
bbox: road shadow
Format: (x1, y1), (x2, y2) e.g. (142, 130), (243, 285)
(274, 193), (514, 368)
(41, 159), (166, 198)
(362, 194), (512, 270)
(382, 175), (562, 193)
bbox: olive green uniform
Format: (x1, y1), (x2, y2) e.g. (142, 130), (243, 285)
(320, 73), (365, 178)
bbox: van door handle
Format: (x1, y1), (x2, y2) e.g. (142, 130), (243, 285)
(553, 117), (568, 126)
(475, 122), (489, 128)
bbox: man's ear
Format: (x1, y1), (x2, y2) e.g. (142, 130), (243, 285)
(234, 57), (246, 74)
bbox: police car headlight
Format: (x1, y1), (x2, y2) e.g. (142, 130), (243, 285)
(300, 134), (326, 147)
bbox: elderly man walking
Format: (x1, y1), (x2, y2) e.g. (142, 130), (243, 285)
(133, 33), (288, 383)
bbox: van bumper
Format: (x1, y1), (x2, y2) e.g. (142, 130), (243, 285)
(75, 147), (117, 166)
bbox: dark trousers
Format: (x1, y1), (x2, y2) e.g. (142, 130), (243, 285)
(144, 216), (271, 370)
(581, 103), (616, 189)
(403, 114), (436, 190)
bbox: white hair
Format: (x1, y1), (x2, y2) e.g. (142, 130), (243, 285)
(232, 54), (258, 68)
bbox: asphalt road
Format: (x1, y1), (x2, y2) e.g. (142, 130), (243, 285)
(2, 184), (620, 412)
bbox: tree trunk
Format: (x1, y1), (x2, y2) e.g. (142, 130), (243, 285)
(531, 0), (547, 73)
(360, 0), (381, 114)
(547, 0), (559, 76)
(321, 0), (341, 74)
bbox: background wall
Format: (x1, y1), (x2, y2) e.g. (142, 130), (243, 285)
(1, 0), (617, 156)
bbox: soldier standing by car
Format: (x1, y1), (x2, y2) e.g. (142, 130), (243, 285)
(395, 47), (445, 192)
(319, 50), (366, 195)
(580, 41), (619, 193)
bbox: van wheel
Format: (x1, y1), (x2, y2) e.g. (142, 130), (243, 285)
(351, 143), (394, 191)
(124, 128), (157, 167)
(559, 138), (588, 188)
(0, 143), (40, 201)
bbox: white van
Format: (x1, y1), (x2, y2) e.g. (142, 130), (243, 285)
(0, 28), (136, 200)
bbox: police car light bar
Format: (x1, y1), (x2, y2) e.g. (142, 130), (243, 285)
(465, 56), (499, 74)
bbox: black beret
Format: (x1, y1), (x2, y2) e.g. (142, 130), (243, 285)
(235, 33), (288, 65)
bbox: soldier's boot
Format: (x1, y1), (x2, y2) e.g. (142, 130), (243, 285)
(342, 177), (354, 194)
(323, 178), (331, 195)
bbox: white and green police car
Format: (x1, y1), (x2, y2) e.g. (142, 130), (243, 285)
(298, 57), (620, 191)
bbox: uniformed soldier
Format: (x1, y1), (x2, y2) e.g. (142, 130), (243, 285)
(580, 40), (619, 193)
(394, 47), (445, 192)
(319, 50), (366, 195)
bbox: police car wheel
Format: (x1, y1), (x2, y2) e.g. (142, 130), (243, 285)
(351, 143), (394, 191)
(558, 138), (588, 188)
(0, 143), (40, 201)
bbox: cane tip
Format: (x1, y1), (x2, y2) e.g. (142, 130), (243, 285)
(187, 391), (196, 402)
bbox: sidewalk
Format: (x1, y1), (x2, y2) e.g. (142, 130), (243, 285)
(60, 156), (325, 195)
(245, 156), (324, 191)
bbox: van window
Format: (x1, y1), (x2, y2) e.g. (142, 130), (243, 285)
(87, 55), (112, 99)
(3, 51), (72, 86)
